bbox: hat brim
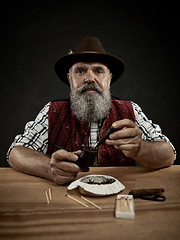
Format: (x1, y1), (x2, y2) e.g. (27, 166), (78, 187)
(54, 52), (125, 85)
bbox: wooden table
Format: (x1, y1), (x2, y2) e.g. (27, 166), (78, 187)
(0, 166), (180, 240)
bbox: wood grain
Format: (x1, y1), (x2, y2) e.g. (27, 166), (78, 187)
(0, 166), (180, 240)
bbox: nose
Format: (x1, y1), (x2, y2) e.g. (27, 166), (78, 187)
(84, 70), (96, 83)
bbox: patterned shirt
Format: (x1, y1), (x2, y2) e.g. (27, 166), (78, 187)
(7, 101), (176, 161)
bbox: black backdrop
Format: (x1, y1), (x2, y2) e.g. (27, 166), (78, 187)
(1, 1), (179, 166)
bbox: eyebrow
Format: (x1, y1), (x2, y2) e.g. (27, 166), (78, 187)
(74, 66), (87, 70)
(74, 65), (106, 70)
(93, 66), (106, 70)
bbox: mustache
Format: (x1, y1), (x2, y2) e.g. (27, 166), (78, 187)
(77, 83), (103, 94)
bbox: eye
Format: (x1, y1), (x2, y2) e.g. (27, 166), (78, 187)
(94, 68), (104, 74)
(75, 68), (86, 75)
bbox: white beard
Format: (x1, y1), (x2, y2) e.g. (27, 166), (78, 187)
(70, 83), (111, 123)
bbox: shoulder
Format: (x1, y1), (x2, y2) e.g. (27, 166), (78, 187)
(130, 102), (149, 121)
(111, 97), (134, 109)
(131, 101), (142, 111)
(49, 99), (70, 110)
(111, 97), (142, 110)
(51, 98), (70, 103)
(35, 102), (51, 120)
(50, 98), (70, 105)
(110, 98), (135, 121)
(48, 99), (71, 117)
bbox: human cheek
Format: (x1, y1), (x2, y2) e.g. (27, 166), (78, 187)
(71, 77), (84, 90)
(98, 78), (110, 91)
(101, 81), (109, 91)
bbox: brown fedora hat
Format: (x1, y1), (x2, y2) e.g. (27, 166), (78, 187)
(55, 36), (125, 85)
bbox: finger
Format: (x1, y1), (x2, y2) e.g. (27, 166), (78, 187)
(112, 119), (136, 130)
(51, 162), (79, 185)
(51, 165), (78, 176)
(109, 127), (138, 140)
(52, 149), (78, 162)
(114, 143), (138, 151)
(117, 143), (141, 158)
(73, 150), (82, 156)
(54, 160), (81, 173)
(106, 135), (140, 146)
(54, 160), (89, 174)
(53, 173), (77, 185)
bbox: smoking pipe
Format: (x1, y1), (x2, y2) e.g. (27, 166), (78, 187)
(77, 126), (117, 168)
(48, 126), (117, 168)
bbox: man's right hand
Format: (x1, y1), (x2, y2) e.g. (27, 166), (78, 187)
(50, 149), (84, 185)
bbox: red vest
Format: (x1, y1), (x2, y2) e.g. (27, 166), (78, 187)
(47, 99), (136, 166)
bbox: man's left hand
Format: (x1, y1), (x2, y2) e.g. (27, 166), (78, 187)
(105, 119), (142, 159)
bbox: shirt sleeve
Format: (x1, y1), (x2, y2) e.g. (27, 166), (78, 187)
(132, 101), (176, 159)
(7, 102), (50, 160)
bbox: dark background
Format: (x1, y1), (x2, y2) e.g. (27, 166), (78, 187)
(0, 1), (179, 166)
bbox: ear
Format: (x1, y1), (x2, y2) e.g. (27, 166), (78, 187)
(67, 72), (73, 89)
(67, 73), (70, 82)
(109, 73), (113, 85)
(67, 72), (73, 87)
(109, 73), (112, 80)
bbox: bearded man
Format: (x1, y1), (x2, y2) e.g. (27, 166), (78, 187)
(8, 37), (175, 185)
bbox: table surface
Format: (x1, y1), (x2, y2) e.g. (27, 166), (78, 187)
(0, 166), (180, 240)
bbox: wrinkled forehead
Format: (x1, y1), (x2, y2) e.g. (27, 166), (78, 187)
(69, 61), (110, 71)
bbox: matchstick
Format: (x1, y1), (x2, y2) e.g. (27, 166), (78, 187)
(66, 194), (89, 208)
(48, 187), (52, 200)
(80, 196), (102, 210)
(126, 197), (131, 212)
(120, 197), (131, 212)
(44, 190), (50, 204)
